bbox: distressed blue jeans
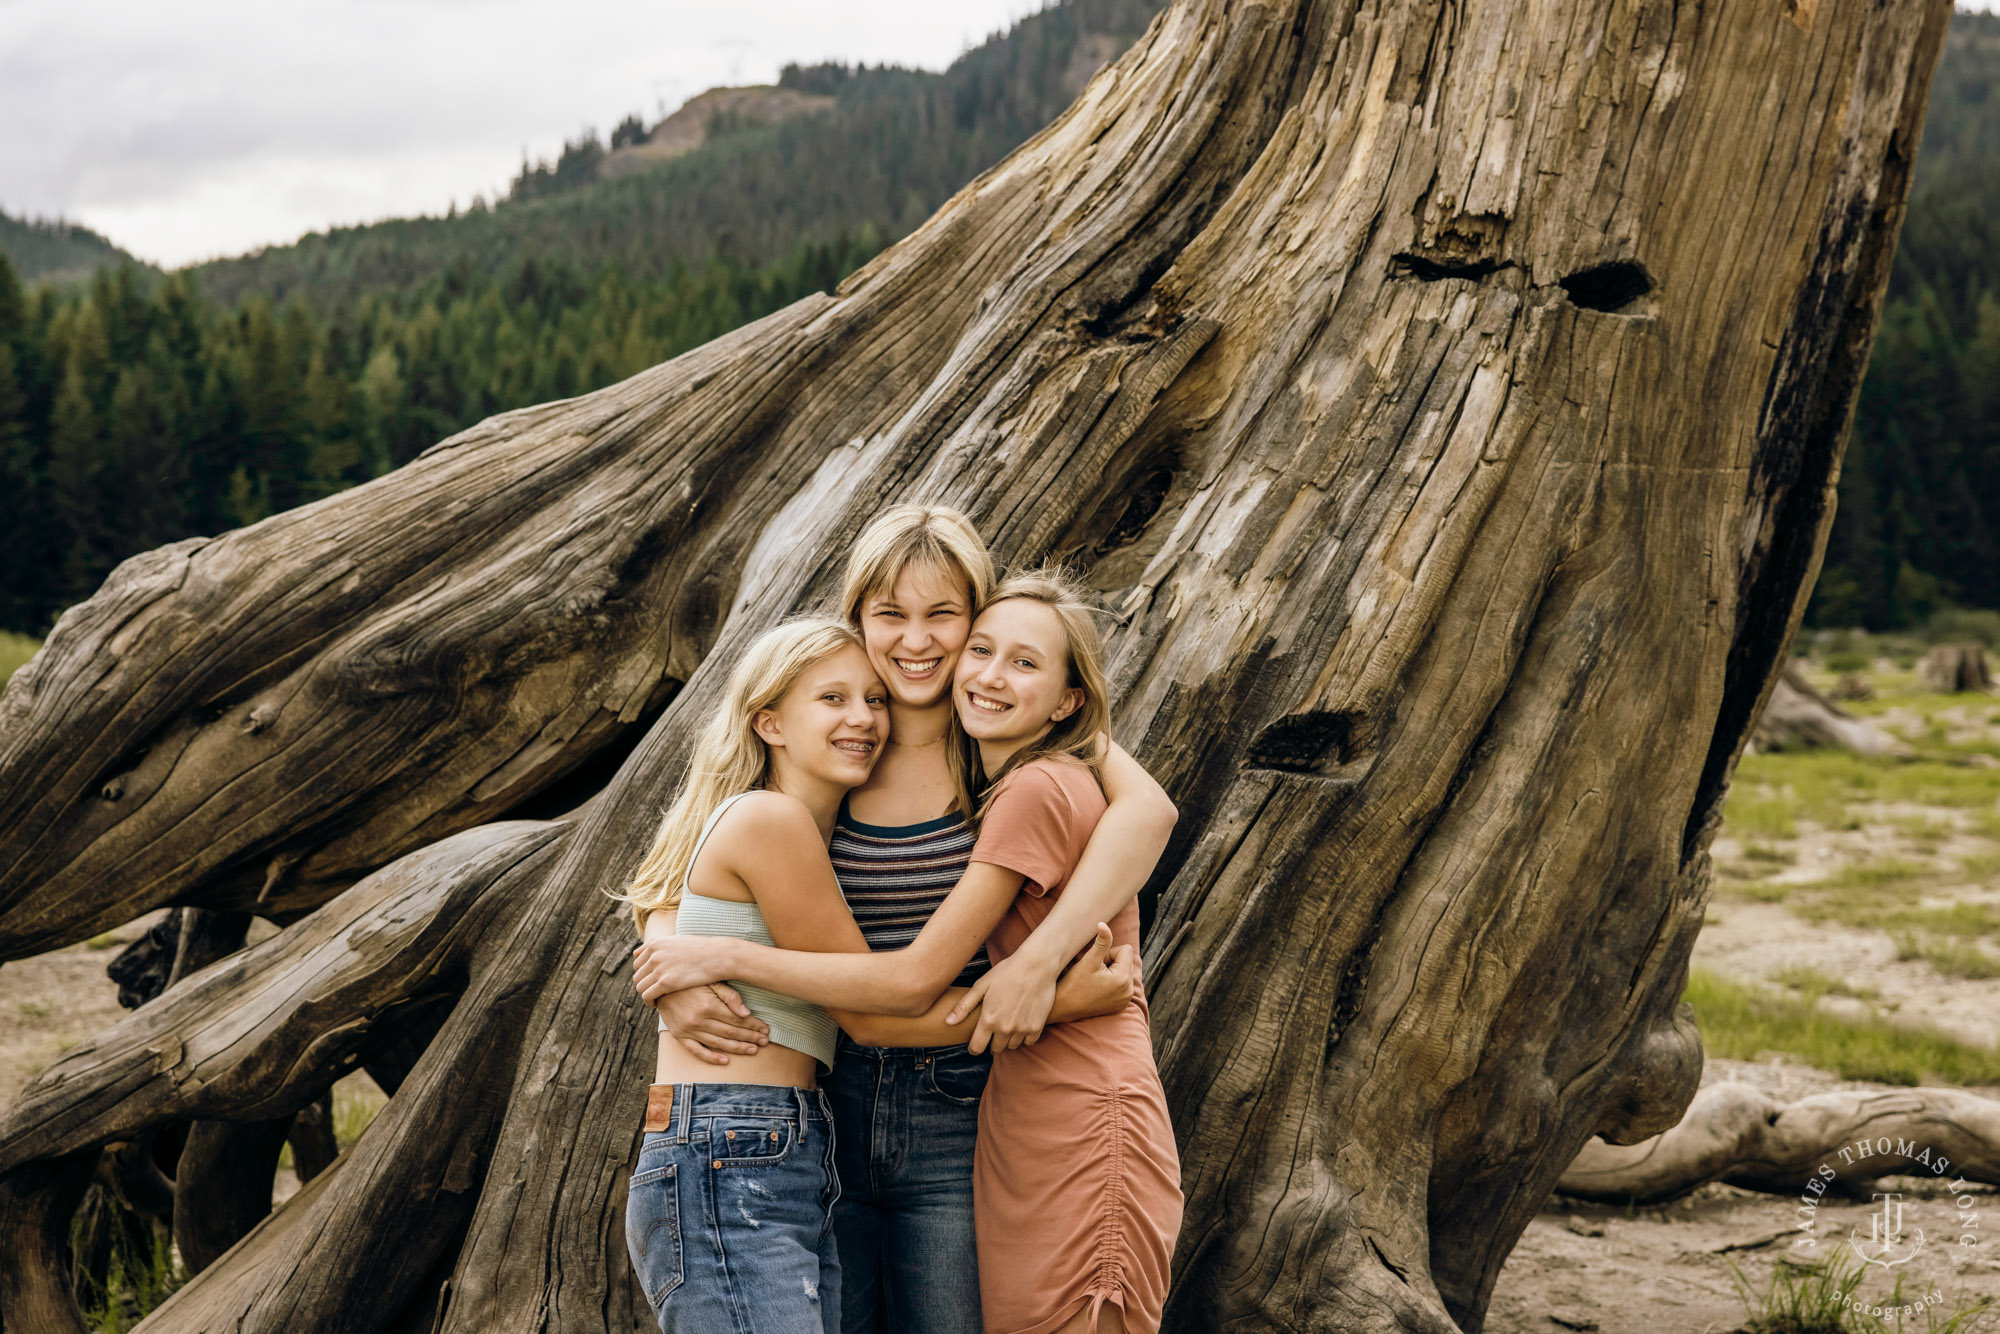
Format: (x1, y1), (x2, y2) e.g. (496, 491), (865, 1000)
(826, 1037), (990, 1334)
(625, 1083), (842, 1334)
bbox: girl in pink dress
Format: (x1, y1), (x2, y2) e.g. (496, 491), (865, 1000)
(951, 569), (1183, 1334)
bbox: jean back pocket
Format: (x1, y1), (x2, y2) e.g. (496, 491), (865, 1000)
(626, 1160), (683, 1310)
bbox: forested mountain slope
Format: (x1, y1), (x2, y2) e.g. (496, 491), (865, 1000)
(0, 212), (149, 288)
(186, 0), (1167, 312)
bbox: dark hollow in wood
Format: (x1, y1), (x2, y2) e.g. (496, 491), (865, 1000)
(1556, 261), (1655, 312)
(1392, 253), (1508, 283)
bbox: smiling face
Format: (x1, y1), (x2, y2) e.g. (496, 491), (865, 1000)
(954, 598), (1084, 762)
(753, 643), (890, 789)
(857, 559), (975, 709)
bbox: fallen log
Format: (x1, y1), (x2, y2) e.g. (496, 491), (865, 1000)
(1750, 662), (1912, 758)
(1557, 1081), (2000, 1205)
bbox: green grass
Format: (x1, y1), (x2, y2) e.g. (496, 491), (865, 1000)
(1891, 814), (1955, 851)
(1958, 851), (2000, 880)
(1774, 857), (1935, 928)
(1820, 858), (1932, 892)
(1728, 1246), (2000, 1334)
(1746, 842), (1799, 865)
(72, 1219), (184, 1333)
(1727, 1248), (1874, 1334)
(276, 1076), (384, 1173)
(1736, 880), (1797, 903)
(334, 1079), (384, 1143)
(1713, 666), (2000, 952)
(1685, 968), (2000, 1086)
(1796, 896), (2000, 938)
(0, 631), (38, 688)
(1895, 932), (2000, 980)
(1769, 964), (1877, 1001)
(1737, 751), (2000, 820)
(1728, 794), (1802, 840)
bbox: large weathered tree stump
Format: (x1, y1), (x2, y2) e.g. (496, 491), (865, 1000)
(0, 0), (1950, 1330)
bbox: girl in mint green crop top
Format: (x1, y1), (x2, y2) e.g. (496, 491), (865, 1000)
(657, 791), (838, 1070)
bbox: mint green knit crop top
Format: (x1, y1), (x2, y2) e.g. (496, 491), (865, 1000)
(656, 792), (838, 1072)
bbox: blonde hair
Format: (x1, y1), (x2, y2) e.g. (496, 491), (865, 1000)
(839, 504), (995, 627)
(949, 565), (1112, 822)
(618, 616), (863, 931)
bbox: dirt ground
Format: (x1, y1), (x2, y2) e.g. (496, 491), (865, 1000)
(1488, 1054), (2000, 1334)
(1697, 897), (2000, 1051)
(0, 909), (379, 1210)
(0, 908), (173, 1111)
(1486, 678), (2000, 1332)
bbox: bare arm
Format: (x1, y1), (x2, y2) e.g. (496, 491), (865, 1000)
(633, 798), (1136, 1035)
(633, 800), (978, 1046)
(646, 794), (1016, 1014)
(944, 737), (1174, 1045)
(635, 860), (1025, 1016)
(633, 834), (1029, 1017)
(836, 926), (1135, 1045)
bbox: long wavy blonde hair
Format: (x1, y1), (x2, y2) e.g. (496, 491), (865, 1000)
(618, 616), (863, 932)
(839, 503), (996, 627)
(948, 565), (1112, 823)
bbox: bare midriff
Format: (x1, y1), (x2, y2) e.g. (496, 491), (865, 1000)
(653, 1026), (818, 1089)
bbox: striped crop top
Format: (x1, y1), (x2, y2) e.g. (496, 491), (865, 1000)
(656, 792), (839, 1072)
(830, 799), (989, 988)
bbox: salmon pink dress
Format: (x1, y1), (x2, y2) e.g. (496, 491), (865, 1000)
(969, 758), (1184, 1334)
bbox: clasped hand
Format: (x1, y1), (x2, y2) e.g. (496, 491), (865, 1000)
(946, 923), (1137, 1054)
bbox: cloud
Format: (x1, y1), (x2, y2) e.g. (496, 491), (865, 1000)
(0, 0), (1050, 266)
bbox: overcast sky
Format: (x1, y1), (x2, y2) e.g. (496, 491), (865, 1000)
(0, 0), (1051, 268)
(3, 1), (1992, 271)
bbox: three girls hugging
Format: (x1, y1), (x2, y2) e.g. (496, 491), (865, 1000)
(618, 505), (1184, 1334)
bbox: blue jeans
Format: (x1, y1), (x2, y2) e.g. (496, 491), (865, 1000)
(825, 1037), (990, 1334)
(625, 1083), (842, 1334)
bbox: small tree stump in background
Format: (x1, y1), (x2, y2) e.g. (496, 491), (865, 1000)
(1827, 671), (1873, 702)
(1918, 642), (1994, 693)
